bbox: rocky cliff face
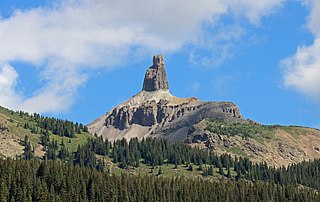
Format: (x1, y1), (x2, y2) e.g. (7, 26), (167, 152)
(185, 119), (320, 167)
(105, 95), (242, 131)
(87, 55), (320, 167)
(88, 55), (244, 142)
(142, 55), (169, 92)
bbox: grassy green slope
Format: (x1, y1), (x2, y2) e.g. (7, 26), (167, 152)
(203, 120), (320, 166)
(205, 120), (319, 143)
(1, 105), (320, 176)
(0, 106), (92, 158)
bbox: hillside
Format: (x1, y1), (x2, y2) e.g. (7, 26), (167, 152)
(0, 52), (320, 169)
(0, 55), (319, 179)
(1, 103), (319, 173)
(1, 104), (320, 201)
(88, 55), (320, 167)
(187, 119), (320, 167)
(0, 106), (92, 158)
(1, 159), (319, 201)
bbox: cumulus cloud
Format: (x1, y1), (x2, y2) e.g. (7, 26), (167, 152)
(0, 63), (86, 113)
(282, 39), (320, 102)
(189, 24), (245, 67)
(0, 0), (283, 113)
(225, 0), (284, 24)
(304, 0), (320, 36)
(282, 0), (320, 103)
(0, 64), (21, 108)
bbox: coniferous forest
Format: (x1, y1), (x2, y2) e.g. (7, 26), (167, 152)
(1, 107), (320, 201)
(6, 134), (319, 201)
(0, 158), (319, 202)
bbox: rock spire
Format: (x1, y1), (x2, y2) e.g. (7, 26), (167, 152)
(142, 55), (169, 92)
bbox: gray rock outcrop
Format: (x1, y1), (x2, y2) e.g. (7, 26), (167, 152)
(88, 55), (244, 142)
(142, 55), (169, 92)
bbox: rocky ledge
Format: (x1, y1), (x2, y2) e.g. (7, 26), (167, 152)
(88, 55), (244, 142)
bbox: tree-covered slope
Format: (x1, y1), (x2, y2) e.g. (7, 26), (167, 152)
(0, 154), (319, 201)
(0, 106), (92, 158)
(1, 105), (320, 201)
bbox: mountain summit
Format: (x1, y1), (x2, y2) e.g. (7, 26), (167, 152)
(88, 55), (243, 142)
(0, 55), (319, 167)
(142, 55), (169, 92)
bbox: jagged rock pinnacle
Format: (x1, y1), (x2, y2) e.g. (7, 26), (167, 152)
(88, 54), (244, 142)
(142, 55), (169, 92)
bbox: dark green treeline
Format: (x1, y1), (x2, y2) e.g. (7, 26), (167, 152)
(0, 159), (319, 202)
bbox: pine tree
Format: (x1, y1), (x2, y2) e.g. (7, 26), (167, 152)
(227, 167), (231, 178)
(96, 159), (104, 172)
(208, 165), (214, 176)
(88, 179), (95, 201)
(236, 170), (242, 180)
(22, 135), (34, 160)
(0, 181), (8, 202)
(203, 166), (208, 177)
(58, 140), (68, 160)
(218, 165), (224, 176)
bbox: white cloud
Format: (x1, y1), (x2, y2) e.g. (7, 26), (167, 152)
(282, 0), (320, 103)
(304, 0), (320, 36)
(0, 63), (86, 113)
(189, 0), (284, 68)
(0, 0), (284, 113)
(20, 70), (87, 113)
(282, 38), (320, 102)
(0, 64), (21, 108)
(189, 24), (245, 67)
(225, 0), (284, 24)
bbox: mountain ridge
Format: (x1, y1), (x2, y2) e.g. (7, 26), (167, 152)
(87, 55), (320, 167)
(1, 55), (320, 167)
(88, 55), (244, 141)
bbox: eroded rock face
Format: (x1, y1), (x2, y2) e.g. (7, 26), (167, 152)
(87, 55), (320, 167)
(88, 55), (244, 142)
(104, 95), (242, 131)
(142, 55), (169, 92)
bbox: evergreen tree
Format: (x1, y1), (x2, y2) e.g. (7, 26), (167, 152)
(0, 157), (319, 201)
(218, 165), (224, 176)
(208, 165), (214, 176)
(58, 140), (68, 160)
(22, 135), (34, 160)
(227, 166), (231, 178)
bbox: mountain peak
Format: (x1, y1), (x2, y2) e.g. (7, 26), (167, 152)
(142, 55), (169, 92)
(89, 54), (243, 142)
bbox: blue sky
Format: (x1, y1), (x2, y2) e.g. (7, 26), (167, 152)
(0, 0), (320, 128)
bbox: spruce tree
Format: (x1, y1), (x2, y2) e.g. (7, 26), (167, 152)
(158, 167), (163, 175)
(22, 135), (34, 160)
(227, 167), (231, 178)
(208, 165), (214, 176)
